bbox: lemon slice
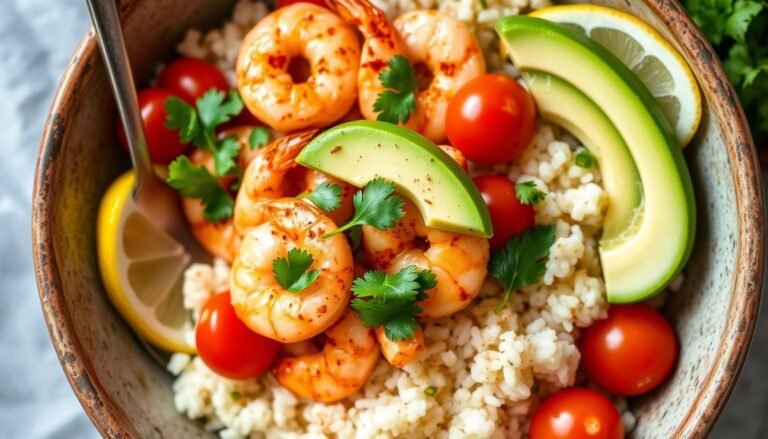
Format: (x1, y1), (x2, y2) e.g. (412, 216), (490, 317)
(530, 4), (701, 146)
(97, 171), (195, 353)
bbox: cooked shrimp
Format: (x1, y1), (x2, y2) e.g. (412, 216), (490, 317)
(327, 0), (486, 142)
(182, 126), (271, 263)
(236, 3), (362, 132)
(274, 308), (379, 402)
(375, 326), (424, 368)
(438, 144), (467, 171)
(234, 130), (354, 235)
(230, 198), (354, 343)
(362, 200), (489, 318)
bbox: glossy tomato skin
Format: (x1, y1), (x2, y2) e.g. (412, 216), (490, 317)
(196, 292), (281, 380)
(157, 58), (229, 105)
(117, 88), (188, 164)
(473, 175), (535, 250)
(530, 388), (624, 439)
(580, 304), (678, 397)
(276, 0), (328, 8)
(446, 74), (536, 166)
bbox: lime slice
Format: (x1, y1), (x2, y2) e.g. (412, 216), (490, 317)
(97, 171), (195, 353)
(530, 5), (702, 147)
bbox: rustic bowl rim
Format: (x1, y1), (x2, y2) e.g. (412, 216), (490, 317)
(32, 0), (765, 437)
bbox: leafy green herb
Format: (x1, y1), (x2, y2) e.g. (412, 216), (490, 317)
(515, 181), (546, 205)
(230, 391), (242, 401)
(574, 149), (595, 169)
(164, 89), (244, 177)
(425, 386), (437, 397)
(478, 0), (488, 9)
(298, 181), (343, 212)
(373, 55), (418, 125)
(273, 249), (320, 293)
(348, 226), (363, 252)
(248, 126), (271, 150)
(351, 265), (434, 342)
(488, 225), (557, 312)
(167, 156), (234, 222)
(322, 178), (405, 238)
(684, 0), (768, 143)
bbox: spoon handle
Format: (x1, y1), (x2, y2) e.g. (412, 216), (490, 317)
(85, 0), (158, 195)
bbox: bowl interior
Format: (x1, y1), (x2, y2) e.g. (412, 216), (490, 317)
(33, 0), (763, 437)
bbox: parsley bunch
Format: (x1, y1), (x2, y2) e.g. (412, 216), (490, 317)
(351, 266), (436, 341)
(684, 0), (768, 143)
(488, 225), (556, 312)
(373, 55), (418, 125)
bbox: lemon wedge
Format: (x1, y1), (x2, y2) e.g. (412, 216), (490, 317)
(97, 171), (195, 353)
(530, 4), (702, 147)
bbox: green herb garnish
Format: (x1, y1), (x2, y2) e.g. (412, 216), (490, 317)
(167, 156), (234, 222)
(425, 386), (438, 397)
(298, 181), (343, 213)
(373, 55), (418, 125)
(248, 126), (271, 150)
(488, 225), (557, 312)
(273, 249), (320, 293)
(515, 181), (546, 205)
(322, 178), (405, 238)
(574, 149), (595, 169)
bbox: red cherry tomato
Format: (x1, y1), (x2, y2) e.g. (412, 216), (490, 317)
(530, 388), (624, 439)
(157, 58), (229, 105)
(196, 292), (281, 380)
(276, 0), (328, 8)
(446, 74), (536, 166)
(117, 88), (187, 164)
(473, 175), (535, 250)
(580, 304), (678, 397)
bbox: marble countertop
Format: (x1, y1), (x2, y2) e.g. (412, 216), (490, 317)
(0, 0), (764, 437)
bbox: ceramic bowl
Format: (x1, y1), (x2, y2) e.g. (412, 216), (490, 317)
(32, 0), (765, 437)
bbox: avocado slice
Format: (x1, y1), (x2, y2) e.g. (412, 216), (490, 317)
(296, 121), (493, 238)
(497, 16), (695, 303)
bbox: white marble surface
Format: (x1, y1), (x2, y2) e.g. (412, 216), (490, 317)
(0, 0), (764, 437)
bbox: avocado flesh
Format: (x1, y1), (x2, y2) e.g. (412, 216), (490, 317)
(497, 16), (695, 303)
(524, 71), (642, 242)
(296, 121), (493, 238)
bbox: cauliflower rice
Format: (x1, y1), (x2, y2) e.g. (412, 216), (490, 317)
(167, 1), (679, 437)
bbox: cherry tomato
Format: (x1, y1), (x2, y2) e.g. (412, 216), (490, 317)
(530, 388), (624, 439)
(473, 175), (535, 250)
(580, 304), (678, 397)
(117, 88), (187, 164)
(446, 74), (536, 166)
(276, 0), (328, 8)
(196, 292), (281, 380)
(157, 58), (229, 105)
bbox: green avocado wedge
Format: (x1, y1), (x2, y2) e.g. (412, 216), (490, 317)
(497, 16), (696, 303)
(296, 121), (493, 238)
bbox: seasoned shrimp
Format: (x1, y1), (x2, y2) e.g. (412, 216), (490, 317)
(236, 3), (362, 132)
(363, 200), (489, 318)
(375, 326), (424, 368)
(275, 308), (379, 402)
(231, 199), (354, 343)
(234, 130), (355, 235)
(182, 126), (270, 263)
(327, 0), (486, 142)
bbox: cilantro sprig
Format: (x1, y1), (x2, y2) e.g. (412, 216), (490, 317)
(322, 178), (405, 238)
(515, 181), (546, 205)
(574, 149), (595, 169)
(351, 266), (436, 341)
(167, 156), (234, 222)
(488, 225), (556, 312)
(298, 181), (343, 213)
(273, 249), (320, 293)
(248, 126), (270, 150)
(373, 55), (418, 125)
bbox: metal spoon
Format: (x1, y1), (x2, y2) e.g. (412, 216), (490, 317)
(85, 0), (205, 260)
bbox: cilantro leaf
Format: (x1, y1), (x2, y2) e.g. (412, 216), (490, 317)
(165, 97), (203, 145)
(373, 55), (418, 124)
(299, 181), (343, 212)
(167, 156), (234, 222)
(725, 0), (764, 42)
(488, 224), (556, 312)
(197, 90), (244, 129)
(348, 226), (363, 252)
(248, 126), (271, 150)
(272, 249), (320, 293)
(213, 137), (242, 177)
(350, 265), (435, 341)
(575, 149), (596, 169)
(322, 178), (405, 238)
(515, 181), (546, 205)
